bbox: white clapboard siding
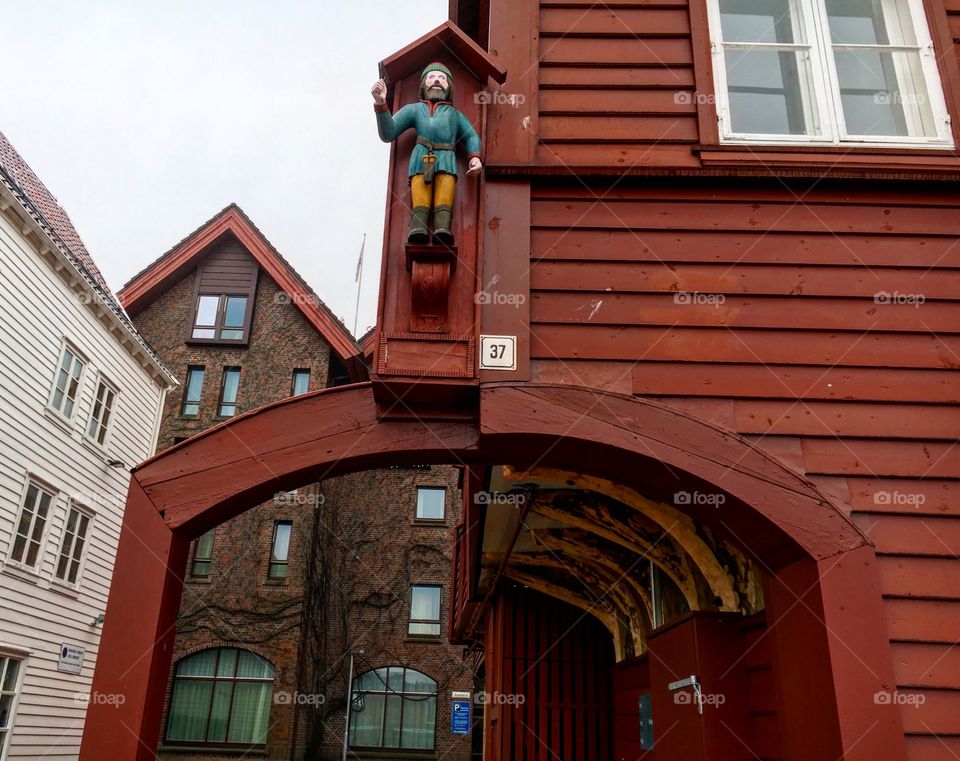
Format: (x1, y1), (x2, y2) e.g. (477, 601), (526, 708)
(0, 204), (168, 761)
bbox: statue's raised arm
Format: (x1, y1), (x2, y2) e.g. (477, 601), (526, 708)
(372, 63), (482, 246)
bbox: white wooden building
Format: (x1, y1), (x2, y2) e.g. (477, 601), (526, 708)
(0, 131), (177, 760)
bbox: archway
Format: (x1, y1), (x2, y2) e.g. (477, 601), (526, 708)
(78, 382), (905, 761)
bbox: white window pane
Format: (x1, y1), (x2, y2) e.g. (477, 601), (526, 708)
(195, 295), (219, 327)
(223, 297), (247, 328)
(720, 0), (799, 43)
(416, 487), (445, 520)
(410, 586), (440, 619)
(834, 50), (934, 136)
(825, 0), (915, 45)
(725, 49), (818, 134)
(272, 523), (291, 561)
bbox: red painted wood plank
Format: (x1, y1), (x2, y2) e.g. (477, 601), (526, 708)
(879, 556), (960, 598)
(531, 261), (960, 300)
(532, 325), (960, 369)
(540, 65), (695, 88)
(847, 478), (960, 516)
(802, 439), (960, 478)
(530, 228), (960, 268)
(538, 115), (698, 142)
(539, 37), (693, 66)
(531, 359), (635, 393)
(892, 643), (960, 689)
(531, 292), (960, 333)
(898, 690), (960, 734)
(540, 7), (691, 36)
(633, 363), (960, 403)
(855, 514), (960, 556)
(885, 598), (960, 642)
(905, 736), (960, 761)
(535, 142), (702, 167)
(539, 88), (696, 114)
(733, 401), (960, 440)
(531, 199), (960, 235)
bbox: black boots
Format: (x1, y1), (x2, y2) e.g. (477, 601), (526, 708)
(407, 206), (430, 245)
(432, 205), (454, 245)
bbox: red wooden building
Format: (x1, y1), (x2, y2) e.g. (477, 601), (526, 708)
(80, 1), (959, 760)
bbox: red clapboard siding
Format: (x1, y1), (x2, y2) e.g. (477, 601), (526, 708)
(891, 643), (960, 689)
(879, 556), (960, 599)
(532, 325), (960, 369)
(539, 89), (697, 115)
(886, 599), (960, 643)
(854, 514), (960, 556)
(906, 735), (960, 761)
(536, 143), (704, 167)
(530, 293), (960, 333)
(531, 261), (960, 300)
(633, 364), (960, 404)
(538, 115), (699, 142)
(540, 66), (696, 88)
(539, 37), (693, 66)
(801, 440), (960, 478)
(531, 228), (960, 268)
(847, 478), (960, 516)
(899, 690), (960, 734)
(540, 7), (691, 36)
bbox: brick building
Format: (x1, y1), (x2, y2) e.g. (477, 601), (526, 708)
(119, 205), (474, 761)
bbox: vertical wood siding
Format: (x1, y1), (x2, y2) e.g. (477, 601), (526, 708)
(0, 213), (164, 760)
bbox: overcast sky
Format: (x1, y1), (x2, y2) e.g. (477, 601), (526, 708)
(0, 0), (448, 338)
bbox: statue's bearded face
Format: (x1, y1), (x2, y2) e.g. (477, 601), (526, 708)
(421, 70), (451, 101)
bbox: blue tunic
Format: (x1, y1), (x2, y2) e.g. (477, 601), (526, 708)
(376, 101), (481, 178)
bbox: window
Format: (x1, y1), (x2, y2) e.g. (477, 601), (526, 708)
(0, 655), (23, 758)
(49, 344), (84, 418)
(217, 368), (240, 417)
(349, 667), (437, 750)
(408, 585), (441, 637)
(291, 369), (310, 396)
(181, 367), (205, 418)
(85, 378), (116, 446)
(415, 487), (446, 522)
(54, 505), (91, 586)
(8, 482), (54, 570)
(165, 648), (274, 748)
(708, 0), (953, 145)
(268, 522), (291, 579)
(191, 294), (251, 342)
(191, 530), (215, 578)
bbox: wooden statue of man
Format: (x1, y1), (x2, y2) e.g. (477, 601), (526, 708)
(372, 62), (482, 245)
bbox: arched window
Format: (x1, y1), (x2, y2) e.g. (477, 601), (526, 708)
(165, 648), (275, 748)
(349, 667), (437, 750)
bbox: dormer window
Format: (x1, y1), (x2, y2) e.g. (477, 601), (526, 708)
(191, 294), (250, 341)
(707, 0), (953, 146)
(188, 238), (258, 344)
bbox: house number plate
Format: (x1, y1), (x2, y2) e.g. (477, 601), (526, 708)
(479, 335), (517, 371)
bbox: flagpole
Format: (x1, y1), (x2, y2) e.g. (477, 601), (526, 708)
(352, 233), (366, 337)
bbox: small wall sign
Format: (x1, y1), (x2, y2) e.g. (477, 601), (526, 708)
(451, 697), (472, 734)
(58, 643), (85, 674)
(479, 335), (517, 371)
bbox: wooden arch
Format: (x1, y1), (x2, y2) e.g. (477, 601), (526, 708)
(79, 381), (904, 761)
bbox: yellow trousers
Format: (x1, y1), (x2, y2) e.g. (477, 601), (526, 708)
(411, 173), (456, 209)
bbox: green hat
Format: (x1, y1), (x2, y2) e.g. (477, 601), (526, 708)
(420, 62), (453, 83)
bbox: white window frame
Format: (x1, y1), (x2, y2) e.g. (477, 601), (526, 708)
(52, 501), (94, 589)
(707, 0), (954, 147)
(85, 373), (119, 449)
(47, 340), (87, 421)
(0, 651), (27, 761)
(5, 477), (57, 574)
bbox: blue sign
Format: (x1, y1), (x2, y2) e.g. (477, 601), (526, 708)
(451, 699), (472, 734)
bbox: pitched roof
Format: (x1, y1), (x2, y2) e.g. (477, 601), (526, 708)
(0, 129), (176, 387)
(119, 204), (366, 380)
(0, 130), (111, 294)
